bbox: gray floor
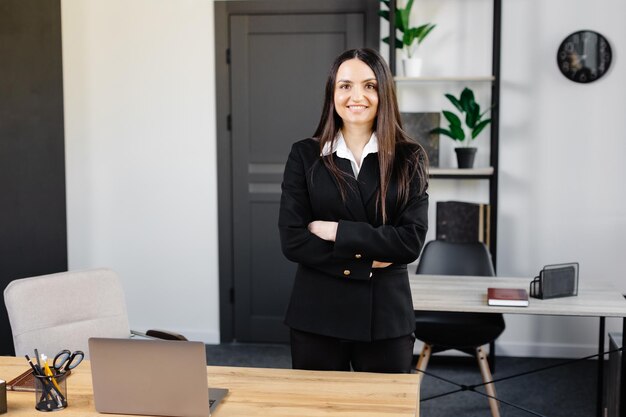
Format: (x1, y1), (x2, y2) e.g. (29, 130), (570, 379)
(205, 343), (597, 417)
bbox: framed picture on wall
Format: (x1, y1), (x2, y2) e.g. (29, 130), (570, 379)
(400, 112), (440, 167)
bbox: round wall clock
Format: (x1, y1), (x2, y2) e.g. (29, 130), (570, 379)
(557, 30), (612, 83)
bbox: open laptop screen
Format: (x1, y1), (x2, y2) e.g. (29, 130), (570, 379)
(89, 338), (227, 417)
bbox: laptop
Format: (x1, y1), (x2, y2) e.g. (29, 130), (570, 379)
(88, 338), (228, 417)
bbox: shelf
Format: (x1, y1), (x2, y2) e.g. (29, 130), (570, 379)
(395, 76), (495, 83)
(387, 0), (501, 266)
(429, 167), (494, 179)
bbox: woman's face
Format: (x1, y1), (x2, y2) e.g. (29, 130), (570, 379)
(333, 58), (379, 130)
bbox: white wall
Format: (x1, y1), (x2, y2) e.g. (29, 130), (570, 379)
(62, 0), (220, 343)
(388, 0), (626, 357)
(498, 0), (626, 357)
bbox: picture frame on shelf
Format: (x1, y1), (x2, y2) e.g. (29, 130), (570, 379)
(400, 112), (440, 167)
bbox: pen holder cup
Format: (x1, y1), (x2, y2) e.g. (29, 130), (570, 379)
(34, 373), (67, 412)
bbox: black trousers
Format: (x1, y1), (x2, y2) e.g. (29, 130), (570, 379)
(290, 328), (415, 373)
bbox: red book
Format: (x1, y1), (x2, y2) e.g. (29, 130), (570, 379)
(487, 288), (529, 307)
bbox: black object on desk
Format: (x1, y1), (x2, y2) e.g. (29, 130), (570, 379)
(530, 262), (579, 299)
(0, 378), (6, 414)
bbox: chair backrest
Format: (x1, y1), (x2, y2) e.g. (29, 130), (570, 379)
(3, 268), (131, 358)
(416, 240), (495, 277)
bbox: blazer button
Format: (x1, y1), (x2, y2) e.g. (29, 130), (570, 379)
(355, 254), (362, 259)
(343, 270), (351, 276)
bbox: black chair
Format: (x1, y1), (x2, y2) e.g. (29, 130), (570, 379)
(414, 240), (505, 417)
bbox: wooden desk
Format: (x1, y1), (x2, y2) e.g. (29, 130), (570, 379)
(0, 356), (419, 417)
(410, 274), (626, 417)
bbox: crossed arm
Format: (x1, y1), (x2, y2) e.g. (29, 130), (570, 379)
(278, 143), (429, 281)
(307, 221), (392, 268)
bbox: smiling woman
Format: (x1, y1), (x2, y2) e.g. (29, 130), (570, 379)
(333, 59), (379, 135)
(278, 48), (430, 374)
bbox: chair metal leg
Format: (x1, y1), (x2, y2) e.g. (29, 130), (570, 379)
(476, 345), (501, 417)
(415, 344), (432, 384)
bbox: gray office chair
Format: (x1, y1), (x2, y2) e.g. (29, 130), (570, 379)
(3, 268), (186, 359)
(414, 240), (505, 417)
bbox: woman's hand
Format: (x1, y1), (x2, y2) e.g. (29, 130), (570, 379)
(307, 221), (338, 242)
(307, 221), (392, 268)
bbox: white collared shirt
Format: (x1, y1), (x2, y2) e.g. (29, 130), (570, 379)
(320, 131), (378, 177)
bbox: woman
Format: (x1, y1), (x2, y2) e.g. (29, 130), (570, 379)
(278, 48), (429, 373)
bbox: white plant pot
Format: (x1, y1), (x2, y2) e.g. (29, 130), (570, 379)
(402, 57), (423, 77)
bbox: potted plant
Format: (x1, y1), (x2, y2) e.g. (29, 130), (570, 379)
(379, 0), (436, 76)
(431, 87), (492, 169)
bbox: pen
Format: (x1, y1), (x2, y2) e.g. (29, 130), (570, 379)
(24, 355), (41, 376)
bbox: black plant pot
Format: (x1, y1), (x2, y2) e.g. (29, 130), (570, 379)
(455, 147), (477, 169)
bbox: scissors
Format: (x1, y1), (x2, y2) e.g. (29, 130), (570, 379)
(53, 349), (84, 373)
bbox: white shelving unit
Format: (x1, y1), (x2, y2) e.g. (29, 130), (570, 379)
(429, 167), (494, 178)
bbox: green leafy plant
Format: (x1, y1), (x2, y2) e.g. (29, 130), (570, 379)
(432, 87), (492, 147)
(379, 0), (436, 58)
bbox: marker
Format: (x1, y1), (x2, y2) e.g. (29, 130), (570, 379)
(34, 349), (41, 369)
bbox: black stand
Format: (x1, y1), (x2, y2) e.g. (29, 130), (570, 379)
(616, 317), (626, 417)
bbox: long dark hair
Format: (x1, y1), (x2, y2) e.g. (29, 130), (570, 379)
(313, 48), (429, 223)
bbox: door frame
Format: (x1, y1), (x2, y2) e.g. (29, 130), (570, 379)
(214, 0), (380, 342)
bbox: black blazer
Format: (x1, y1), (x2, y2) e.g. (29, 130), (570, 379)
(278, 138), (428, 342)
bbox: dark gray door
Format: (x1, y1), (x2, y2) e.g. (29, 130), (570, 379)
(230, 14), (364, 342)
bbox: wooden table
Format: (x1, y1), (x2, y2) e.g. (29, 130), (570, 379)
(0, 356), (419, 417)
(410, 274), (626, 417)
(410, 275), (626, 317)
